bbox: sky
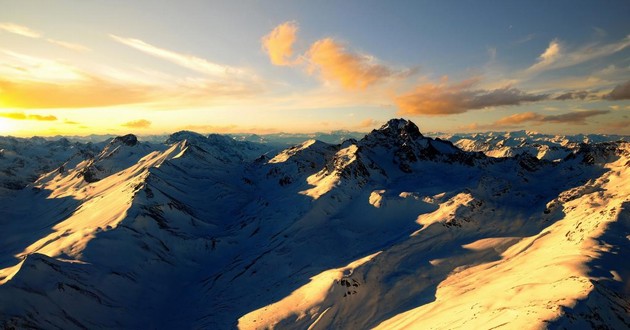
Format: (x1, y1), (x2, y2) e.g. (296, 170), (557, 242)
(0, 0), (629, 137)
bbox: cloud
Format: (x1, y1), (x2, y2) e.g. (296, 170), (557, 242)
(553, 90), (590, 100)
(395, 78), (548, 116)
(527, 39), (562, 72)
(121, 119), (151, 128)
(46, 39), (91, 52)
(514, 33), (536, 45)
(262, 21), (299, 66)
(0, 51), (156, 108)
(494, 112), (545, 126)
(525, 35), (630, 74)
(0, 77), (153, 109)
(0, 22), (41, 38)
(0, 112), (57, 121)
(543, 110), (610, 124)
(0, 51), (261, 109)
(110, 34), (246, 78)
(64, 119), (80, 125)
(306, 38), (392, 89)
(0, 22), (90, 52)
(606, 80), (630, 100)
(464, 110), (611, 131)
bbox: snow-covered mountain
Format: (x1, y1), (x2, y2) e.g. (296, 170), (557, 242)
(0, 120), (628, 329)
(437, 130), (628, 161)
(0, 136), (103, 196)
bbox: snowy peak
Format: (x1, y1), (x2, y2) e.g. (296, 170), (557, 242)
(268, 139), (334, 164)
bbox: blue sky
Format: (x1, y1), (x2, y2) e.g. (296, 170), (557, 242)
(0, 0), (629, 136)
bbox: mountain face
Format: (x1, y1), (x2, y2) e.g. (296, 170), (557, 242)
(0, 120), (628, 329)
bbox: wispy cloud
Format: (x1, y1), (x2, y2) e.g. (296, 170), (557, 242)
(0, 22), (90, 52)
(514, 33), (536, 45)
(395, 77), (547, 116)
(524, 35), (630, 74)
(306, 38), (393, 90)
(46, 39), (90, 52)
(0, 50), (262, 109)
(0, 112), (57, 121)
(121, 119), (151, 128)
(262, 21), (299, 66)
(110, 34), (247, 78)
(0, 22), (41, 38)
(605, 80), (630, 100)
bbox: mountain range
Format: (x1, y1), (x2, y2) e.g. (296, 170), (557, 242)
(0, 119), (628, 329)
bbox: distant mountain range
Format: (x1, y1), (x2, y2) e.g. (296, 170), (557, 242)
(0, 119), (628, 329)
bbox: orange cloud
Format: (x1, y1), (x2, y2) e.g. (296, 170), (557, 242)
(306, 38), (392, 90)
(262, 21), (299, 66)
(0, 112), (57, 121)
(395, 78), (547, 116)
(122, 119), (151, 128)
(494, 112), (545, 126)
(356, 118), (381, 129)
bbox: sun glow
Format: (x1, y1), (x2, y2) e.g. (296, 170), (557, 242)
(0, 118), (14, 135)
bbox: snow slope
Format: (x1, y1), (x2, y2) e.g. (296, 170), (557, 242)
(0, 120), (628, 329)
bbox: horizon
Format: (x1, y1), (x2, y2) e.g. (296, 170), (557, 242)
(1, 1), (629, 137)
(2, 117), (629, 141)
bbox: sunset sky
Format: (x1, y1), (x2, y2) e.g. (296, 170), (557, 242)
(1, 1), (629, 136)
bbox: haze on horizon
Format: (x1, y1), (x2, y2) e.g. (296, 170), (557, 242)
(0, 0), (629, 137)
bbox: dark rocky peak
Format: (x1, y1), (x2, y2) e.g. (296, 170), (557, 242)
(362, 118), (424, 146)
(380, 118), (423, 140)
(110, 134), (138, 147)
